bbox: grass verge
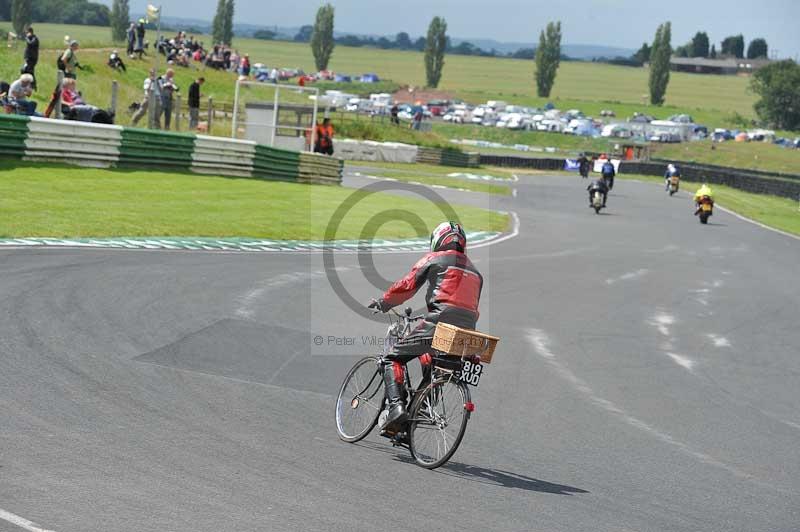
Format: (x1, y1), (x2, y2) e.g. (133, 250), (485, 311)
(0, 162), (508, 239)
(617, 172), (800, 236)
(349, 162), (514, 195)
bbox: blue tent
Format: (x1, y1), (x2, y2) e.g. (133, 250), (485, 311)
(334, 74), (352, 83)
(360, 73), (380, 83)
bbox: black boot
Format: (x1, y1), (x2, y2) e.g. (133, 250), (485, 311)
(381, 366), (407, 430)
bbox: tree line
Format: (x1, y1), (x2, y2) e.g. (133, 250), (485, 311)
(272, 23), (543, 60)
(635, 32), (769, 63)
(3, 0), (111, 34)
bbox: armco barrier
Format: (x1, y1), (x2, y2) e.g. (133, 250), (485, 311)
(417, 146), (480, 168)
(192, 135), (255, 178)
(479, 154), (565, 170)
(299, 152), (344, 185)
(0, 114), (342, 185)
(334, 139), (418, 163)
(252, 144), (301, 181)
(25, 119), (122, 167)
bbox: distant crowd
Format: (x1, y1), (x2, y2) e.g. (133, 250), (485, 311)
(0, 22), (255, 130)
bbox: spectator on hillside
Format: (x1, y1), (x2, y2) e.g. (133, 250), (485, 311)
(314, 118), (335, 155)
(239, 54), (251, 77)
(60, 78), (85, 107)
(135, 19), (146, 57)
(8, 74), (37, 115)
(22, 27), (39, 90)
(411, 108), (423, 130)
(131, 69), (160, 127)
(188, 77), (204, 130)
(390, 103), (399, 125)
(159, 69), (179, 130)
(126, 23), (136, 57)
(108, 50), (127, 72)
(60, 40), (81, 79)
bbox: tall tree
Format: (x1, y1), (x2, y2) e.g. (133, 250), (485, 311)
(110, 0), (129, 42)
(709, 44), (717, 59)
(395, 32), (412, 50)
(311, 3), (335, 71)
(11, 0), (31, 36)
(534, 21), (562, 97)
(721, 34), (745, 58)
(751, 60), (800, 130)
(221, 0), (234, 45)
(747, 38), (768, 59)
(212, 0), (225, 43)
(648, 21), (672, 105)
(633, 42), (651, 64)
(424, 16), (447, 87)
(691, 31), (709, 57)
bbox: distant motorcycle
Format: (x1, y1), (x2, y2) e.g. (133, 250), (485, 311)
(591, 189), (605, 214)
(668, 175), (680, 196)
(695, 195), (714, 224)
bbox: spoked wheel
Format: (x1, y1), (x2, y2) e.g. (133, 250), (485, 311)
(335, 356), (385, 442)
(408, 379), (471, 469)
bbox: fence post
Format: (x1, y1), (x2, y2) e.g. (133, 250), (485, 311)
(110, 80), (118, 120)
(174, 95), (182, 131)
(55, 71), (64, 120)
(207, 97), (213, 132)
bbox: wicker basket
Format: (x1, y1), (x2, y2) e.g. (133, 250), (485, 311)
(432, 322), (500, 364)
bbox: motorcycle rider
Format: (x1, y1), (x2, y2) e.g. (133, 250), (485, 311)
(368, 222), (483, 430)
(587, 176), (609, 208)
(577, 153), (591, 178)
(665, 163), (681, 191)
(601, 159), (616, 189)
(693, 183), (714, 214)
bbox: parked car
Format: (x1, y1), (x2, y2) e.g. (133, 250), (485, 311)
(427, 99), (449, 116)
(649, 132), (681, 143)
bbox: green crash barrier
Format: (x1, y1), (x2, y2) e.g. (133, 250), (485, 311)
(0, 115), (342, 185)
(0, 114), (30, 158)
(119, 128), (196, 170)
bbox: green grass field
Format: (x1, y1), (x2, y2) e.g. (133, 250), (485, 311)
(652, 140), (800, 174)
(0, 162), (508, 238)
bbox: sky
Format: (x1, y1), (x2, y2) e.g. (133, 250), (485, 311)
(128, 0), (800, 59)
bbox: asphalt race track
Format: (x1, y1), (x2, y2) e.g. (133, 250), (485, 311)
(1, 170), (799, 532)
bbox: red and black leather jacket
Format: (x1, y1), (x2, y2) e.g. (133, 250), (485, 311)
(380, 250), (483, 328)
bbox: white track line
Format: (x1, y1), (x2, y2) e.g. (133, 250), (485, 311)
(470, 211), (520, 250)
(0, 508), (56, 532)
(714, 204), (800, 241)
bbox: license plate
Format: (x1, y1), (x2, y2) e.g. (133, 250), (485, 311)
(702, 204), (712, 211)
(459, 360), (483, 387)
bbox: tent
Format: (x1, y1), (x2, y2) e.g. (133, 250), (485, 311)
(360, 73), (380, 83)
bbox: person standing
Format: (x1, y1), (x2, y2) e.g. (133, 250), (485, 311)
(314, 118), (334, 155)
(23, 27), (39, 90)
(131, 69), (160, 127)
(126, 23), (136, 58)
(60, 40), (81, 79)
(188, 77), (204, 130)
(135, 19), (146, 57)
(159, 69), (179, 130)
(390, 103), (399, 125)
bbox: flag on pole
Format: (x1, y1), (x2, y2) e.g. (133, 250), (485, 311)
(146, 4), (160, 22)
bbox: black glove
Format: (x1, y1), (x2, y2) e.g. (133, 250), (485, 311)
(367, 298), (388, 313)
